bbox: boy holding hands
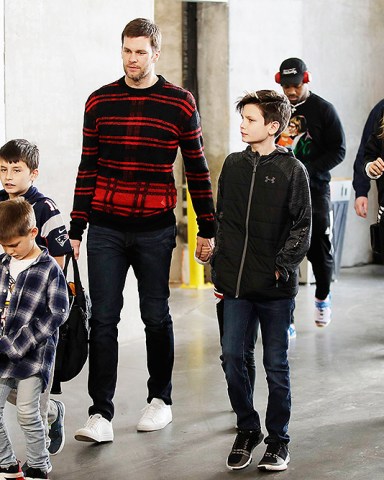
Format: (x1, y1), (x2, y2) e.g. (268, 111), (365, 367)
(0, 198), (69, 479)
(211, 90), (311, 471)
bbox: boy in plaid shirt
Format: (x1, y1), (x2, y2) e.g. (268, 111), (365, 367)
(0, 198), (69, 479)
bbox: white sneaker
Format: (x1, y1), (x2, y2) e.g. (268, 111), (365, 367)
(74, 414), (114, 443)
(137, 398), (172, 432)
(315, 295), (332, 327)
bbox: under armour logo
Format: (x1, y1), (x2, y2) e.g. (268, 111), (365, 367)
(265, 176), (275, 183)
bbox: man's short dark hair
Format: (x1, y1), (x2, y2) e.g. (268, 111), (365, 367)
(121, 18), (162, 51)
(0, 139), (39, 171)
(236, 90), (291, 137)
(0, 197), (36, 243)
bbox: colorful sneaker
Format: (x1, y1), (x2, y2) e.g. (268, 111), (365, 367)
(0, 461), (25, 478)
(226, 429), (264, 470)
(288, 323), (296, 339)
(48, 399), (65, 455)
(137, 398), (172, 432)
(315, 294), (332, 327)
(257, 442), (290, 471)
(74, 414), (114, 443)
(24, 466), (48, 479)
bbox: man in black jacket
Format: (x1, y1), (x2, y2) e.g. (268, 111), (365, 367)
(276, 58), (346, 330)
(212, 90), (311, 472)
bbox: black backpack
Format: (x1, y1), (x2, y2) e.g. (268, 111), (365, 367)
(51, 252), (90, 394)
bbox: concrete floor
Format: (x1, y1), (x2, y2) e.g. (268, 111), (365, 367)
(5, 264), (384, 480)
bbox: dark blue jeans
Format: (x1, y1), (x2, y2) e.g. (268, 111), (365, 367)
(222, 297), (294, 444)
(86, 224), (176, 421)
(217, 299), (257, 392)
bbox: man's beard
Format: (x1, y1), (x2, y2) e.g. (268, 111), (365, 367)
(125, 67), (149, 84)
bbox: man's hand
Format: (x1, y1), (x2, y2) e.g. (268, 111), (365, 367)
(70, 239), (81, 260)
(354, 196), (368, 218)
(195, 236), (214, 262)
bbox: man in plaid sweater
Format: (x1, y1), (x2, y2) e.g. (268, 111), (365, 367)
(70, 18), (215, 442)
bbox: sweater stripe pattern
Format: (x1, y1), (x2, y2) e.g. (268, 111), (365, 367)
(70, 76), (215, 239)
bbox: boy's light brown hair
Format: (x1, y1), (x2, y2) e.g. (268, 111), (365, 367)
(0, 197), (36, 243)
(236, 90), (291, 137)
(0, 139), (39, 171)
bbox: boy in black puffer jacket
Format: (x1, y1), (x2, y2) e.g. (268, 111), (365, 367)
(211, 90), (311, 472)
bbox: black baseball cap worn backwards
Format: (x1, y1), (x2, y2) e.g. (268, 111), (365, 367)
(277, 58), (308, 85)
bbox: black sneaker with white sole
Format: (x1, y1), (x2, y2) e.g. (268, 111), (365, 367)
(24, 465), (49, 479)
(226, 429), (264, 470)
(257, 442), (290, 471)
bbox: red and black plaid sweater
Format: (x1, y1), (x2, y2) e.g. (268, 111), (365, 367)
(69, 75), (215, 240)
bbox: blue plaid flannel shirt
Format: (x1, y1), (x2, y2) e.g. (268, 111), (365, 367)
(0, 248), (69, 390)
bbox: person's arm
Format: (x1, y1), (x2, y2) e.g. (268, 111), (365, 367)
(179, 92), (215, 244)
(353, 101), (384, 216)
(304, 101), (346, 177)
(69, 94), (99, 245)
(0, 266), (69, 362)
(364, 127), (384, 179)
(352, 105), (383, 198)
(275, 163), (312, 280)
(53, 255), (65, 269)
(35, 198), (72, 262)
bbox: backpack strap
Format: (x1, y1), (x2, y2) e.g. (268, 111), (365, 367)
(63, 251), (86, 308)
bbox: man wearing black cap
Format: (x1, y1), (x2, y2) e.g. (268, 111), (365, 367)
(276, 58), (346, 331)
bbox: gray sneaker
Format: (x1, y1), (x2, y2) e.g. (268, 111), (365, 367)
(48, 399), (65, 455)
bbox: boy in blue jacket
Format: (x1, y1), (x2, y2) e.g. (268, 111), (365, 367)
(0, 198), (69, 479)
(212, 90), (311, 472)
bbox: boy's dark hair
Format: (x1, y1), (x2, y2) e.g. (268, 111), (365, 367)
(121, 18), (162, 51)
(0, 139), (39, 170)
(236, 90), (291, 137)
(0, 197), (36, 243)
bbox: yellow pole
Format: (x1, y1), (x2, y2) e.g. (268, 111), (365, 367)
(181, 191), (209, 289)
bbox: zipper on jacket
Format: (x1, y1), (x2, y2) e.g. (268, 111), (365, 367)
(235, 156), (259, 297)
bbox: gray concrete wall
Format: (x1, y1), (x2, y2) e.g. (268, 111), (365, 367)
(197, 2), (229, 200)
(155, 0), (185, 284)
(228, 0), (384, 266)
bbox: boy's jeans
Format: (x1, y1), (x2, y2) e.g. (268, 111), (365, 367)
(7, 366), (57, 449)
(221, 296), (294, 444)
(0, 376), (50, 471)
